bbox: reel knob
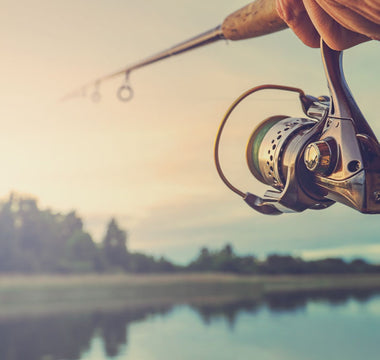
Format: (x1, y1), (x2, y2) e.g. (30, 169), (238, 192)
(304, 140), (336, 175)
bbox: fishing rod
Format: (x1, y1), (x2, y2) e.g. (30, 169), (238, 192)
(62, 0), (287, 101)
(64, 0), (380, 215)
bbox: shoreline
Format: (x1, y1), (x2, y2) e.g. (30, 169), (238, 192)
(1, 273), (380, 318)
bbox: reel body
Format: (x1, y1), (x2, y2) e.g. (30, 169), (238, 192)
(215, 42), (380, 215)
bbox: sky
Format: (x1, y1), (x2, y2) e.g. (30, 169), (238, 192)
(0, 0), (379, 264)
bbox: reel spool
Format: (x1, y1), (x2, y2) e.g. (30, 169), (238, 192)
(214, 42), (380, 215)
(246, 115), (315, 190)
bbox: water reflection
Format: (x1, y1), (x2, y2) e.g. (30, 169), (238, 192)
(192, 288), (380, 328)
(0, 306), (171, 360)
(1, 288), (379, 360)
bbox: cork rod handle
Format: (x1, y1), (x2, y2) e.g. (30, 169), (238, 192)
(222, 0), (287, 40)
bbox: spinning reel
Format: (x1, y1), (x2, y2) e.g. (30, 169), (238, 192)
(214, 42), (380, 215)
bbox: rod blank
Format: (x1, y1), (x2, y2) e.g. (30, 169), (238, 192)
(62, 0), (287, 101)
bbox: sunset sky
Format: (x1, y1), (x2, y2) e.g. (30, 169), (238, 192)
(1, 0), (379, 263)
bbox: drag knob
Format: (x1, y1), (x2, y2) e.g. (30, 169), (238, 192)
(304, 140), (336, 175)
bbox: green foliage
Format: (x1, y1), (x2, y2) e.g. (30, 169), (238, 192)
(187, 245), (380, 275)
(0, 193), (180, 274)
(0, 194), (98, 273)
(128, 253), (178, 273)
(258, 254), (306, 274)
(0, 192), (379, 276)
(60, 230), (99, 273)
(187, 244), (257, 274)
(102, 218), (129, 271)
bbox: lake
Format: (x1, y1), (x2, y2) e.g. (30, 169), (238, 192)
(2, 288), (380, 360)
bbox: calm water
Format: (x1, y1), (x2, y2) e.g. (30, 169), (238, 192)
(2, 289), (380, 360)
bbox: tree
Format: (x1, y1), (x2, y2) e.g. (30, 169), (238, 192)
(214, 244), (239, 272)
(259, 254), (306, 274)
(102, 218), (129, 271)
(0, 194), (17, 272)
(60, 230), (98, 273)
(0, 193), (99, 273)
(187, 244), (257, 274)
(187, 247), (213, 272)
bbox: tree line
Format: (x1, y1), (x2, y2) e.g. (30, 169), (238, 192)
(188, 245), (380, 275)
(0, 193), (378, 275)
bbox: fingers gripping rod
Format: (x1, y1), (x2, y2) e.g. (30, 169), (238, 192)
(62, 0), (287, 101)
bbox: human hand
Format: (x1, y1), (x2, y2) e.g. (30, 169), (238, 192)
(276, 0), (380, 50)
